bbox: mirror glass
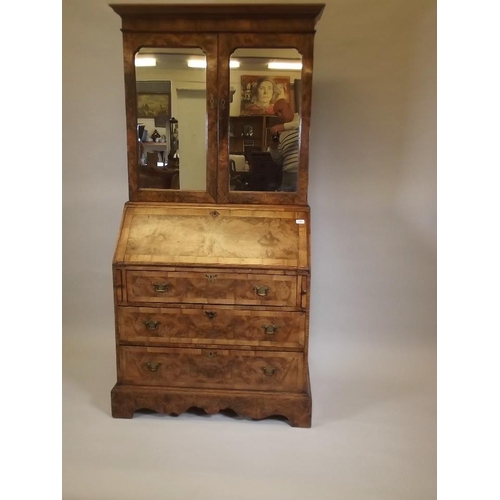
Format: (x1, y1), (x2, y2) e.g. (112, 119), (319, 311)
(228, 48), (302, 193)
(135, 47), (207, 190)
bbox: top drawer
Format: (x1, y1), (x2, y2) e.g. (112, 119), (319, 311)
(124, 270), (298, 307)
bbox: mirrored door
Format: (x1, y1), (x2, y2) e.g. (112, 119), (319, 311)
(124, 34), (218, 202)
(217, 34), (313, 205)
(136, 48), (209, 191)
(228, 48), (302, 193)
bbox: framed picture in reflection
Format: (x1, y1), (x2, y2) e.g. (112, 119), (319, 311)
(137, 93), (171, 128)
(136, 81), (172, 128)
(240, 75), (290, 116)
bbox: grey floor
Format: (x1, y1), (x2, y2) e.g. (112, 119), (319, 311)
(63, 206), (436, 499)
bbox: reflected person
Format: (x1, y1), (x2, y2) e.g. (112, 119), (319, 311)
(268, 99), (300, 191)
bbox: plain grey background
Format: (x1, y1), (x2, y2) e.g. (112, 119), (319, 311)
(62, 0), (437, 498)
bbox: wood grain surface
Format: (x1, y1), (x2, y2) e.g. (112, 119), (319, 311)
(111, 384), (312, 427)
(109, 3), (323, 427)
(114, 204), (309, 268)
(118, 346), (304, 392)
(117, 306), (306, 349)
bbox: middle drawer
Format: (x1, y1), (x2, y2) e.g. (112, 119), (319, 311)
(117, 306), (306, 349)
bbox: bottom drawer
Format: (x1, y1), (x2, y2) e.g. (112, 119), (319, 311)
(118, 346), (304, 393)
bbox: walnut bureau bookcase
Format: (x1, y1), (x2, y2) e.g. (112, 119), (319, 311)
(110, 3), (324, 427)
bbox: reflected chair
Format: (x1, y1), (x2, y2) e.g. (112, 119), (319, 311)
(230, 159), (251, 191)
(248, 151), (282, 191)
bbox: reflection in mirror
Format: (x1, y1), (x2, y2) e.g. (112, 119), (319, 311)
(229, 48), (302, 193)
(135, 48), (207, 190)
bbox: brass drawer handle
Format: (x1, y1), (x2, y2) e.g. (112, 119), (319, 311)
(263, 324), (278, 335)
(152, 282), (170, 293)
(254, 285), (270, 297)
(146, 361), (161, 372)
(205, 351), (218, 358)
(205, 274), (217, 282)
(205, 311), (217, 320)
(262, 366), (277, 376)
(144, 319), (160, 330)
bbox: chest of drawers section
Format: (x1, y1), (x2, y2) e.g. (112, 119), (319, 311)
(111, 204), (312, 427)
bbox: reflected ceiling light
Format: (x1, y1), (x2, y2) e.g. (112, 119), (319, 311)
(268, 61), (303, 70)
(187, 59), (240, 68)
(135, 57), (157, 67)
(187, 59), (206, 68)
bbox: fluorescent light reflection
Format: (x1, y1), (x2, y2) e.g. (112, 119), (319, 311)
(187, 59), (206, 68)
(135, 57), (157, 67)
(267, 61), (302, 70)
(187, 59), (240, 68)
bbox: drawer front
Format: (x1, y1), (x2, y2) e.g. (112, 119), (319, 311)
(118, 346), (304, 392)
(125, 271), (297, 307)
(117, 306), (306, 348)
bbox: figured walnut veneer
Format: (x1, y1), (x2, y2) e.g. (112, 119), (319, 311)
(114, 205), (309, 268)
(110, 3), (323, 427)
(118, 347), (304, 392)
(112, 204), (313, 426)
(117, 306), (306, 349)
(111, 385), (312, 428)
(125, 271), (298, 307)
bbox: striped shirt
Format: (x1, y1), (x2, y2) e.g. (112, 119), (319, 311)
(270, 128), (300, 173)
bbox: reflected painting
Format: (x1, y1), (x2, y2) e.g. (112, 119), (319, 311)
(240, 75), (290, 116)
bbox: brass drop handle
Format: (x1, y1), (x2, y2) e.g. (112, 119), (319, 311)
(144, 319), (160, 330)
(263, 324), (278, 335)
(262, 366), (277, 376)
(152, 282), (170, 293)
(205, 311), (217, 320)
(146, 361), (161, 372)
(254, 285), (270, 297)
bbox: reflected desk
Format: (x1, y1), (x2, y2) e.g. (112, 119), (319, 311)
(140, 141), (168, 168)
(138, 166), (179, 190)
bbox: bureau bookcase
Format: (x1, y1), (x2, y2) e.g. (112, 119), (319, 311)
(110, 3), (324, 427)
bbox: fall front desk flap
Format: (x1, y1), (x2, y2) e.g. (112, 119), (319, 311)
(113, 204), (309, 269)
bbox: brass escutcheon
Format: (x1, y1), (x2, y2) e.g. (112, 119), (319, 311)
(152, 282), (169, 293)
(144, 319), (160, 330)
(254, 285), (270, 297)
(263, 324), (278, 335)
(146, 361), (161, 372)
(205, 311), (217, 320)
(205, 274), (218, 282)
(210, 210), (220, 218)
(205, 351), (218, 358)
(262, 366), (277, 376)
